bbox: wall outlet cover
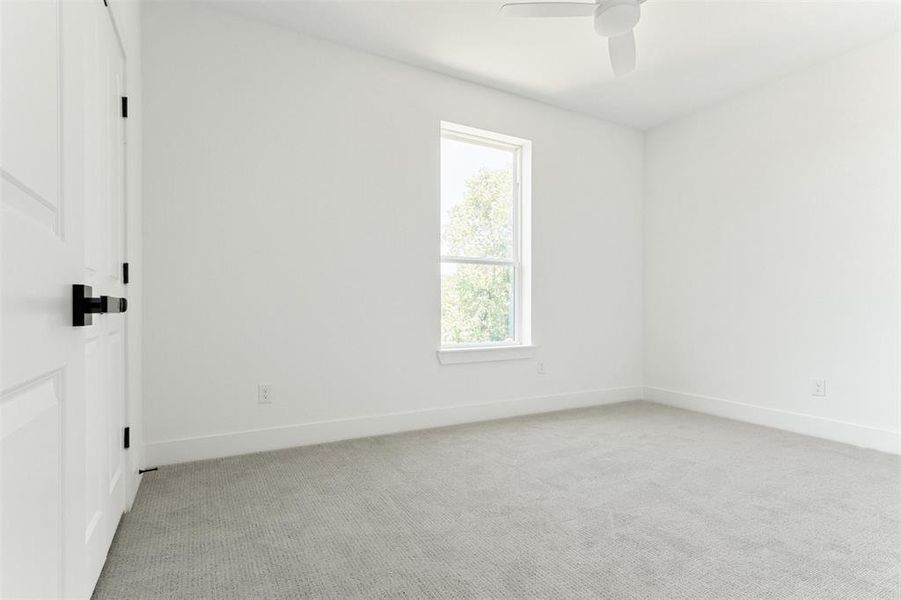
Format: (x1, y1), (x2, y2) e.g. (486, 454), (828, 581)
(258, 383), (273, 404)
(811, 379), (826, 397)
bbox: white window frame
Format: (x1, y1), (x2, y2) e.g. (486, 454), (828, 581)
(437, 121), (534, 365)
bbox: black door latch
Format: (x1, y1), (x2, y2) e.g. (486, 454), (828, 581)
(73, 284), (127, 327)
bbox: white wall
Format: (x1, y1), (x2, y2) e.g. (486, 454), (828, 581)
(644, 36), (900, 453)
(142, 2), (644, 464)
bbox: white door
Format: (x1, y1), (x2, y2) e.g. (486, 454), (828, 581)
(1, 1), (129, 598)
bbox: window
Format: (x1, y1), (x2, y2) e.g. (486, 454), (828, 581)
(438, 122), (532, 363)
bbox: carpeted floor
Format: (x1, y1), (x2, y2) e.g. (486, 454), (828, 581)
(93, 401), (901, 599)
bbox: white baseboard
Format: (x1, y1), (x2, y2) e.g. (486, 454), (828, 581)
(644, 386), (901, 455)
(145, 386), (643, 466)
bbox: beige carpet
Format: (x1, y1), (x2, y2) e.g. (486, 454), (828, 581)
(93, 401), (901, 599)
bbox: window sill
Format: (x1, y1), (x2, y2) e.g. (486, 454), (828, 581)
(437, 345), (536, 365)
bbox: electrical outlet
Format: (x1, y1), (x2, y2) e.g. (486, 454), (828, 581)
(258, 383), (272, 404)
(811, 379), (826, 397)
(537, 362), (546, 375)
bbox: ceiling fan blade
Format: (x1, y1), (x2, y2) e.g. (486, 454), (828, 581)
(608, 30), (636, 77)
(500, 2), (597, 18)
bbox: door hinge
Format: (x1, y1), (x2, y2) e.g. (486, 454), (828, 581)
(123, 262), (130, 284)
(121, 96), (128, 119)
(123, 426), (131, 449)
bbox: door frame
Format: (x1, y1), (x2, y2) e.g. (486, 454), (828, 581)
(102, 0), (144, 511)
(100, 0), (138, 510)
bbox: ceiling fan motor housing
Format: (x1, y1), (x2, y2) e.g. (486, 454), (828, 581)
(594, 0), (640, 37)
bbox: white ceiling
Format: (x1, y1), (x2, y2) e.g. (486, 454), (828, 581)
(209, 0), (899, 129)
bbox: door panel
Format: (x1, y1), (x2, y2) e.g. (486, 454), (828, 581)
(0, 0), (60, 232)
(84, 337), (104, 545)
(0, 373), (63, 599)
(108, 331), (125, 495)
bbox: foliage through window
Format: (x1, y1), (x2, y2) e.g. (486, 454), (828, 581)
(440, 123), (530, 348)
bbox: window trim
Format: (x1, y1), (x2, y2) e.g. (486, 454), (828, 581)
(438, 121), (532, 361)
(437, 344), (537, 365)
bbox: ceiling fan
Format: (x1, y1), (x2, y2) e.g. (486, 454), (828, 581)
(500, 0), (646, 77)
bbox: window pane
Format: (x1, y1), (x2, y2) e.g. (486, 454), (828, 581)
(441, 262), (515, 345)
(440, 136), (515, 259)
